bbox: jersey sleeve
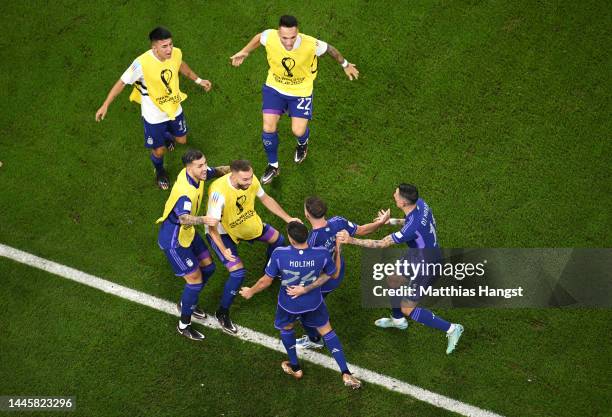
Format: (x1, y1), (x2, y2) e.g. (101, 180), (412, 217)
(252, 176), (265, 197)
(315, 39), (328, 57)
(173, 196), (193, 217)
(120, 59), (143, 85)
(206, 191), (226, 220)
(391, 216), (418, 244)
(337, 216), (359, 236)
(264, 250), (280, 277)
(205, 166), (216, 181)
(322, 253), (337, 277)
(260, 29), (272, 46)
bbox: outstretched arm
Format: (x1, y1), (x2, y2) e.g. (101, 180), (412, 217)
(95, 79), (126, 121)
(230, 33), (262, 67)
(180, 61), (212, 91)
(324, 43), (359, 80)
(258, 193), (301, 223)
(240, 274), (274, 299)
(355, 208), (391, 236)
(177, 214), (217, 226)
(337, 230), (395, 248)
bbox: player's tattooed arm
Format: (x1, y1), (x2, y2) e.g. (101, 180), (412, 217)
(213, 165), (231, 177)
(336, 230), (395, 248)
(178, 214), (216, 226)
(325, 44), (359, 80)
(286, 274), (332, 298)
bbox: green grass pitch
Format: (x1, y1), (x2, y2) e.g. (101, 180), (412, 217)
(0, 1), (610, 416)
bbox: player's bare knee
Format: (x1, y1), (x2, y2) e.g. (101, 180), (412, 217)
(175, 135), (187, 144)
(152, 147), (166, 158)
(263, 122), (277, 133)
(227, 262), (244, 272)
(184, 269), (203, 284)
(283, 323), (294, 330)
(269, 230), (280, 244)
(317, 322), (332, 336)
(291, 126), (306, 137)
(401, 305), (415, 317)
(199, 257), (213, 267)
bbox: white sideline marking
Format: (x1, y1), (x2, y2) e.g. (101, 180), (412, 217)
(1, 243), (503, 417)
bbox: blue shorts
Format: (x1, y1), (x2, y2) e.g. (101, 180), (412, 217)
(163, 233), (211, 276)
(400, 250), (439, 302)
(262, 84), (313, 120)
(274, 302), (330, 330)
(320, 260), (345, 294)
(206, 224), (278, 269)
(143, 112), (188, 149)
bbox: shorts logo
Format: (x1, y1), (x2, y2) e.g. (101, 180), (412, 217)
(281, 57), (295, 77)
(236, 195), (247, 214)
(186, 259), (194, 267)
(160, 69), (173, 95)
(147, 136), (153, 145)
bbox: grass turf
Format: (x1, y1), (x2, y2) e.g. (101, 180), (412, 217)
(0, 0), (610, 416)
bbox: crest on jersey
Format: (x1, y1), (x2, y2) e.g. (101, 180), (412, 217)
(236, 195), (247, 214)
(160, 69), (173, 94)
(281, 57), (295, 77)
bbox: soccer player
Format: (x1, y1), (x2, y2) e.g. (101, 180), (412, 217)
(156, 149), (229, 341)
(230, 15), (359, 184)
(239, 221), (361, 389)
(336, 184), (464, 354)
(296, 196), (390, 349)
(95, 27), (212, 190)
(205, 159), (301, 334)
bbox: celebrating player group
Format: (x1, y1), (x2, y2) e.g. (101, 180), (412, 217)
(95, 15), (463, 390)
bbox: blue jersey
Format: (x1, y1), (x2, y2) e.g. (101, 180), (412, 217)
(265, 245), (336, 314)
(307, 216), (358, 292)
(391, 198), (439, 248)
(157, 167), (216, 249)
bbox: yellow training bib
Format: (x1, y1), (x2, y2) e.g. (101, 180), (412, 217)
(264, 30), (318, 97)
(156, 168), (204, 247)
(129, 48), (187, 120)
(208, 174), (264, 243)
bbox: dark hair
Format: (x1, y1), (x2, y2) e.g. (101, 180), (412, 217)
(398, 183), (419, 204)
(287, 221), (308, 243)
(181, 149), (204, 166)
(304, 196), (327, 219)
(279, 15), (298, 28)
(230, 159), (252, 173)
(149, 27), (172, 42)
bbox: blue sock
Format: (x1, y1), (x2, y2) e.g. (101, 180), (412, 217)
(304, 325), (321, 343)
(280, 329), (299, 366)
(180, 282), (203, 324)
(262, 131), (279, 165)
(150, 153), (164, 174)
(323, 331), (349, 374)
(409, 307), (451, 332)
(391, 307), (404, 319)
(296, 127), (309, 145)
(266, 234), (285, 259)
(220, 269), (247, 310)
(199, 263), (216, 286)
